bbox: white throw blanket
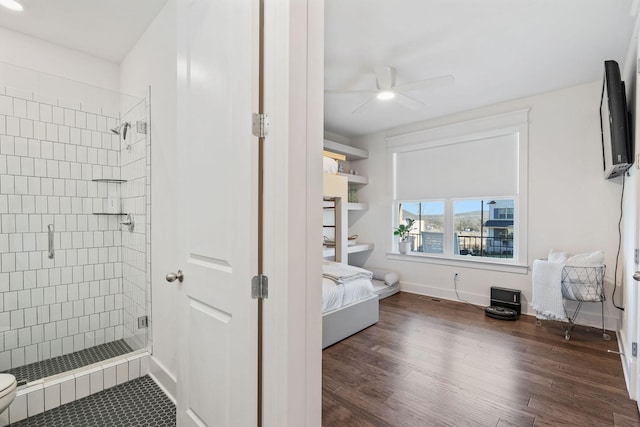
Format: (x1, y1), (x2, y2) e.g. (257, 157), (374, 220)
(531, 259), (565, 321)
(322, 261), (373, 284)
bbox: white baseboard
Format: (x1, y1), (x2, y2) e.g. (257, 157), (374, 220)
(149, 356), (177, 405)
(400, 280), (618, 331)
(618, 330), (636, 400)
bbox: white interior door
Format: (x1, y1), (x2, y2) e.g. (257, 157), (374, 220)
(176, 0), (259, 425)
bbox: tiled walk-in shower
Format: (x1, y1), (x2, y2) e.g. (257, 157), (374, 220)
(11, 375), (175, 427)
(0, 62), (152, 422)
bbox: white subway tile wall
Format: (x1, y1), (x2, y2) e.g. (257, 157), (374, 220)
(0, 87), (149, 373)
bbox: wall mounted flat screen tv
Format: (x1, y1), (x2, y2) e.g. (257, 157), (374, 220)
(600, 60), (632, 179)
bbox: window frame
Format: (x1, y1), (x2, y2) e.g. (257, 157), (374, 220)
(386, 109), (529, 271)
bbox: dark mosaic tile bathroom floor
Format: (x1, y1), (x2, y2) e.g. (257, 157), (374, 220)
(11, 375), (176, 426)
(3, 340), (132, 383)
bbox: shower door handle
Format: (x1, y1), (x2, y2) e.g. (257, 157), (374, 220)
(633, 271), (640, 281)
(48, 224), (54, 259)
(166, 270), (184, 283)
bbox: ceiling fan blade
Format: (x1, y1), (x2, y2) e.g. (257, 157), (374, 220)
(395, 74), (455, 92)
(324, 89), (378, 95)
(351, 97), (376, 114)
(394, 93), (425, 110)
(373, 65), (396, 90)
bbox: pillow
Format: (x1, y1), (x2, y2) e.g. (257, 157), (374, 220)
(566, 250), (605, 266)
(547, 248), (568, 264)
(323, 156), (338, 174)
(369, 269), (400, 285)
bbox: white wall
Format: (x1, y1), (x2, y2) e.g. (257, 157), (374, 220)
(0, 27), (119, 95)
(119, 0), (178, 396)
(349, 81), (623, 329)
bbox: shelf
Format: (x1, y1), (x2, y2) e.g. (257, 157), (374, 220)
(323, 139), (368, 161)
(92, 179), (127, 183)
(322, 138), (370, 264)
(347, 202), (368, 211)
(322, 243), (375, 258)
(338, 173), (368, 185)
(325, 202), (368, 211)
(92, 213), (128, 215)
(348, 243), (374, 253)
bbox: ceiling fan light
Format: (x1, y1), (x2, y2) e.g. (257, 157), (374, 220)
(377, 90), (395, 100)
(0, 0), (23, 11)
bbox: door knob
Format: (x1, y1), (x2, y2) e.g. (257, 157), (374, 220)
(166, 270), (184, 283)
(633, 271), (640, 282)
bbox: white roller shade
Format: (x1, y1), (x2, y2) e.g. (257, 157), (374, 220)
(394, 133), (518, 200)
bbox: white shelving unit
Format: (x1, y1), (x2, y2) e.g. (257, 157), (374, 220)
(323, 139), (373, 260)
(322, 243), (375, 258)
(338, 172), (368, 185)
(347, 202), (368, 211)
(323, 139), (368, 160)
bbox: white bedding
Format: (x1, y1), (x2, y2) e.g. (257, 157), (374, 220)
(323, 156), (338, 174)
(322, 277), (374, 313)
(322, 260), (373, 284)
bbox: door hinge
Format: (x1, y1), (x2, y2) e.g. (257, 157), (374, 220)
(252, 113), (270, 138)
(252, 275), (269, 299)
(136, 120), (148, 135)
(137, 316), (148, 329)
(633, 342), (637, 357)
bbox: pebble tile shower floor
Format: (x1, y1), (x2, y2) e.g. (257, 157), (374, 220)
(3, 340), (132, 384)
(11, 375), (175, 426)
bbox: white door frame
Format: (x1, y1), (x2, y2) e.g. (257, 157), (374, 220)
(631, 30), (640, 406)
(261, 0), (324, 426)
(619, 17), (640, 405)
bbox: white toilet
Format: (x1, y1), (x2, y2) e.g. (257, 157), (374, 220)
(0, 374), (16, 414)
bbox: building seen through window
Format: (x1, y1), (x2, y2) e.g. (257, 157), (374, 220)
(398, 199), (514, 259)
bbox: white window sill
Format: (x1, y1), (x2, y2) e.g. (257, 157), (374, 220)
(386, 252), (529, 274)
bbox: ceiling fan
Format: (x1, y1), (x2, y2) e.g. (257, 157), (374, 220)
(325, 65), (454, 114)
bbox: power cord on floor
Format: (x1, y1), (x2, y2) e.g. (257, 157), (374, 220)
(612, 172), (626, 311)
(453, 273), (485, 312)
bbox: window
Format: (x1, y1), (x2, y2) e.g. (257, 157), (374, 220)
(398, 201), (445, 254)
(388, 110), (528, 266)
(494, 207), (514, 219)
(397, 198), (515, 260)
(454, 199), (514, 259)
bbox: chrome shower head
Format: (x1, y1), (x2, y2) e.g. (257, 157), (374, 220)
(110, 122), (131, 140)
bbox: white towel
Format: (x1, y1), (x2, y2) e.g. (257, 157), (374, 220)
(322, 261), (372, 284)
(531, 259), (565, 321)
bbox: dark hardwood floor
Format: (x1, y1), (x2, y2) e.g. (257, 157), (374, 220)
(322, 292), (640, 427)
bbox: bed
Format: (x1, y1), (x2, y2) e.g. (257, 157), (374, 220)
(322, 153), (379, 348)
(321, 266), (400, 348)
(322, 262), (379, 348)
(369, 269), (400, 299)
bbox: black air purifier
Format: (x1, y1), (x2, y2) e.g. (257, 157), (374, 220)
(485, 286), (521, 320)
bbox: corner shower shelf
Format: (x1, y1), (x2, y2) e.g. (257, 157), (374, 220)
(92, 212), (128, 215)
(92, 179), (128, 183)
